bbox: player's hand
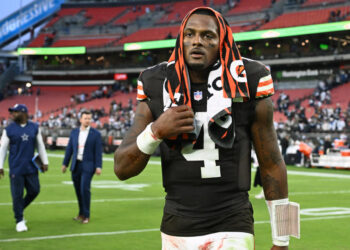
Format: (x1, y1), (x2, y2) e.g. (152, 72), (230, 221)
(0, 169), (4, 179)
(271, 245), (288, 250)
(41, 164), (48, 173)
(152, 105), (194, 139)
(95, 168), (102, 176)
(62, 165), (67, 173)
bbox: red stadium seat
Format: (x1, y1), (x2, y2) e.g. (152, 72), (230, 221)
(113, 5), (155, 25)
(156, 0), (203, 25)
(27, 34), (48, 47)
(259, 6), (350, 29)
(225, 0), (271, 15)
(46, 8), (83, 27)
(302, 0), (346, 7)
(84, 7), (127, 27)
(52, 36), (120, 48)
(117, 26), (180, 44)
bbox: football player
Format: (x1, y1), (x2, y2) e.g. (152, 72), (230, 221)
(114, 7), (299, 249)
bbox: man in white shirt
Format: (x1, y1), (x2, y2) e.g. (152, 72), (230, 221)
(62, 110), (102, 224)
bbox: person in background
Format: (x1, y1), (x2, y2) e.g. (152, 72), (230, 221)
(0, 104), (49, 232)
(62, 110), (102, 224)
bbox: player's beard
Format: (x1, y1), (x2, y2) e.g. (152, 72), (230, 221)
(13, 114), (24, 124)
(13, 116), (21, 123)
(187, 62), (206, 71)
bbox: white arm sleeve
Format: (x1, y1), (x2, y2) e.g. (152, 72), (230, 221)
(36, 128), (49, 165)
(0, 130), (10, 169)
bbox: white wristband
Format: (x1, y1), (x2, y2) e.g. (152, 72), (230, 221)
(266, 198), (290, 247)
(136, 123), (162, 155)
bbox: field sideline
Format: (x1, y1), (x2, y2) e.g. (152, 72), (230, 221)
(1, 151), (350, 250)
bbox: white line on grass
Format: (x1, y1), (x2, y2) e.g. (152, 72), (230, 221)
(287, 170), (350, 179)
(47, 153), (161, 165)
(1, 215), (350, 243)
(2, 188), (350, 206)
(0, 228), (159, 242)
(3, 154), (350, 179)
(289, 190), (350, 195)
(48, 153), (350, 178)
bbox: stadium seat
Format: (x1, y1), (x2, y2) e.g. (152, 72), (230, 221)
(302, 0), (346, 7)
(46, 8), (83, 27)
(117, 26), (180, 44)
(225, 0), (272, 15)
(156, 0), (203, 24)
(84, 7), (127, 27)
(259, 6), (350, 29)
(113, 5), (155, 25)
(52, 36), (120, 48)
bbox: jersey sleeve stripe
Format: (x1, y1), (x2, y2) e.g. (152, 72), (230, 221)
(137, 88), (145, 95)
(257, 75), (273, 88)
(137, 93), (148, 100)
(256, 74), (274, 98)
(137, 80), (148, 100)
(257, 83), (273, 93)
(256, 88), (274, 98)
(259, 74), (272, 82)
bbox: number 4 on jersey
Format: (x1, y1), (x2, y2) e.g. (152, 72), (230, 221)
(181, 112), (221, 178)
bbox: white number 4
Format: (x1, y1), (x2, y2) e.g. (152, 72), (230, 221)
(181, 112), (221, 178)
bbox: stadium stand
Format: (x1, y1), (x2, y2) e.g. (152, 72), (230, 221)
(52, 35), (120, 48)
(45, 8), (83, 28)
(259, 6), (350, 29)
(225, 0), (272, 15)
(156, 0), (203, 24)
(299, 81), (350, 112)
(302, 0), (347, 7)
(0, 86), (99, 119)
(73, 91), (135, 116)
(113, 5), (154, 25)
(117, 26), (180, 44)
(27, 34), (48, 47)
(85, 7), (127, 27)
(272, 88), (315, 104)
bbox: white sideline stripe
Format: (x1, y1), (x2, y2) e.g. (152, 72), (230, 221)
(47, 153), (161, 165)
(254, 214), (350, 225)
(48, 153), (350, 179)
(1, 215), (350, 243)
(1, 189), (350, 205)
(0, 197), (163, 206)
(287, 170), (350, 179)
(0, 228), (159, 243)
(289, 190), (350, 195)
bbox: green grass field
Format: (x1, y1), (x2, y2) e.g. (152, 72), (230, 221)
(1, 151), (350, 250)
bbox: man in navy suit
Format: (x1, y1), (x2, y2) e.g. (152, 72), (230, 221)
(62, 110), (102, 224)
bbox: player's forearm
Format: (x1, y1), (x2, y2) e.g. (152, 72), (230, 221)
(114, 143), (150, 180)
(114, 102), (155, 180)
(260, 164), (288, 200)
(251, 98), (288, 200)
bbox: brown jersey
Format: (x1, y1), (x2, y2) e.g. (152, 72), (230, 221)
(137, 58), (274, 235)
